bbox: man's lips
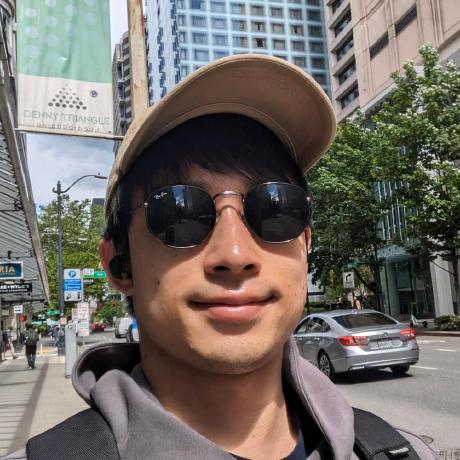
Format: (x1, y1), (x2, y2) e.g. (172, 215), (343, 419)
(189, 295), (274, 323)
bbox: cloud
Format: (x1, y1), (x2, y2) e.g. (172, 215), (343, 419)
(26, 1), (128, 207)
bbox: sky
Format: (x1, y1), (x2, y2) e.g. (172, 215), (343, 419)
(26, 0), (129, 206)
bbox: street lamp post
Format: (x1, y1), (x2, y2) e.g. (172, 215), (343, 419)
(52, 174), (107, 317)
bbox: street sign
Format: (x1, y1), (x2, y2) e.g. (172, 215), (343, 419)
(342, 271), (355, 289)
(64, 269), (83, 302)
(13, 304), (24, 314)
(0, 282), (32, 293)
(82, 268), (95, 279)
(0, 262), (23, 280)
(83, 279), (94, 285)
(78, 319), (90, 337)
(82, 269), (106, 280)
(77, 302), (90, 320)
(346, 261), (358, 269)
(47, 309), (60, 316)
(93, 271), (106, 279)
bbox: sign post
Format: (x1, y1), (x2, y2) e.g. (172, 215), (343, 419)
(63, 269), (83, 302)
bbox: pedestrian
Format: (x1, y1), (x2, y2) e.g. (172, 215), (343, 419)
(4, 56), (438, 459)
(24, 323), (39, 370)
(2, 327), (16, 360)
(52, 324), (60, 349)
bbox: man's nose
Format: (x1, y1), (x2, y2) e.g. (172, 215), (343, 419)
(203, 204), (261, 278)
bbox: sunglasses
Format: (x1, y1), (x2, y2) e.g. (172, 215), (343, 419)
(136, 182), (311, 248)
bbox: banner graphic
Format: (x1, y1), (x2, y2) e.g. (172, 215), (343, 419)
(16, 0), (114, 138)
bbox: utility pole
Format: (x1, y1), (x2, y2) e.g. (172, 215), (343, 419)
(127, 0), (149, 120)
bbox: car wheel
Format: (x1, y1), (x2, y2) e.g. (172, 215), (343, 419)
(317, 352), (334, 379)
(390, 365), (410, 375)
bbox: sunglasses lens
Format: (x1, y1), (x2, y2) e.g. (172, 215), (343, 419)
(244, 183), (310, 243)
(146, 185), (216, 247)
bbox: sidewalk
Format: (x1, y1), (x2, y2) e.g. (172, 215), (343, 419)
(0, 338), (87, 457)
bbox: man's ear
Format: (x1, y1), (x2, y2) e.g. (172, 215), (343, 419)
(99, 238), (134, 296)
(304, 226), (311, 253)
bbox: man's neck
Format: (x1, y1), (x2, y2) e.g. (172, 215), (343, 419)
(141, 345), (298, 460)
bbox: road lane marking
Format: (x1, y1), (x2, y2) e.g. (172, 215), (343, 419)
(413, 365), (438, 370)
(435, 348), (456, 352)
(417, 340), (446, 344)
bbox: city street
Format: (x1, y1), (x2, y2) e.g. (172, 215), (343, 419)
(0, 333), (458, 457)
(335, 336), (460, 454)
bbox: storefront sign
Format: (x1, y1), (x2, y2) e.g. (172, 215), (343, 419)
(0, 262), (23, 280)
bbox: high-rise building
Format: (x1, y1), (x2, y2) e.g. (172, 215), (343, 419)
(325, 0), (460, 122)
(145, 0), (331, 103)
(324, 0), (460, 318)
(112, 32), (132, 153)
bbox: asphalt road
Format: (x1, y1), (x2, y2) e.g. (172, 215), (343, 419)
(334, 336), (460, 454)
(84, 331), (458, 454)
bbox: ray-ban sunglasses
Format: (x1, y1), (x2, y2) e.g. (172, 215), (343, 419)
(135, 182), (311, 248)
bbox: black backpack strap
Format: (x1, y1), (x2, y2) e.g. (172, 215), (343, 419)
(353, 408), (421, 459)
(26, 408), (120, 460)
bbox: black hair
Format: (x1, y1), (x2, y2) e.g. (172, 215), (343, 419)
(104, 114), (307, 314)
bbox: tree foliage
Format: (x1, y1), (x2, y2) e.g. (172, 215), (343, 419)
(38, 197), (106, 311)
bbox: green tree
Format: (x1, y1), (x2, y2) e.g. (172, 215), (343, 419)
(38, 197), (106, 313)
(308, 114), (392, 309)
(375, 44), (460, 313)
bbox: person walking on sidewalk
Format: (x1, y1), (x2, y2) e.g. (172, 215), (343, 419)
(24, 323), (39, 370)
(3, 56), (439, 460)
(2, 327), (16, 360)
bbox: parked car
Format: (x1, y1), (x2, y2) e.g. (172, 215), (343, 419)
(114, 317), (132, 338)
(91, 321), (107, 333)
(126, 319), (139, 343)
(294, 309), (419, 378)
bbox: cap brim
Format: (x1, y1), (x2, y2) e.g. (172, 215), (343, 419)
(107, 54), (336, 205)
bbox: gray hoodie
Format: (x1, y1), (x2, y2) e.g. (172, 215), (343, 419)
(3, 338), (439, 460)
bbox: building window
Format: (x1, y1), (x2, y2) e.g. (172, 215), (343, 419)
(191, 16), (206, 27)
(334, 9), (351, 37)
(233, 36), (248, 48)
(395, 5), (417, 35)
(252, 21), (266, 32)
(193, 33), (208, 44)
(291, 40), (305, 51)
(307, 10), (321, 22)
(274, 54), (287, 60)
(335, 33), (353, 61)
(271, 23), (284, 34)
(180, 65), (189, 77)
(194, 49), (210, 61)
(289, 0), (301, 4)
(330, 0), (343, 13)
(210, 1), (225, 12)
(311, 57), (325, 69)
(273, 39), (286, 50)
(177, 0), (185, 8)
(232, 20), (247, 31)
(214, 50), (229, 59)
(212, 17), (227, 29)
(309, 41), (324, 53)
(308, 25), (322, 38)
(340, 85), (359, 109)
(369, 33), (389, 59)
(290, 24), (303, 35)
(293, 56), (306, 67)
(213, 34), (228, 45)
(289, 9), (302, 20)
(190, 0), (204, 10)
(253, 37), (266, 48)
(180, 48), (188, 59)
(270, 7), (283, 18)
(179, 32), (187, 43)
(337, 60), (355, 84)
(178, 15), (186, 25)
(251, 5), (264, 16)
(231, 3), (245, 14)
(313, 73), (326, 85)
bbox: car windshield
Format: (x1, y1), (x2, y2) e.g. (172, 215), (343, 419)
(333, 312), (397, 329)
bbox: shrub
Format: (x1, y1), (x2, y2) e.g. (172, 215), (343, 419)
(434, 315), (460, 331)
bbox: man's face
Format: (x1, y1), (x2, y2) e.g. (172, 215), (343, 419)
(127, 167), (309, 374)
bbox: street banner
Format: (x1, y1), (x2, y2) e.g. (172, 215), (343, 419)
(16, 0), (114, 138)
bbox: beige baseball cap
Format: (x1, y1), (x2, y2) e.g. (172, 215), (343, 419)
(106, 54), (336, 206)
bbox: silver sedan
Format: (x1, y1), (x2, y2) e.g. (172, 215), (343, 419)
(294, 309), (419, 378)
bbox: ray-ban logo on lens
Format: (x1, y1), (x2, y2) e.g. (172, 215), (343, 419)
(154, 192), (168, 199)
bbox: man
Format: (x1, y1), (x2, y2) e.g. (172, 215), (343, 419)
(24, 323), (39, 370)
(3, 56), (438, 459)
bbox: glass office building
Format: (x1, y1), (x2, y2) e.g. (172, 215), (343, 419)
(145, 0), (330, 103)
